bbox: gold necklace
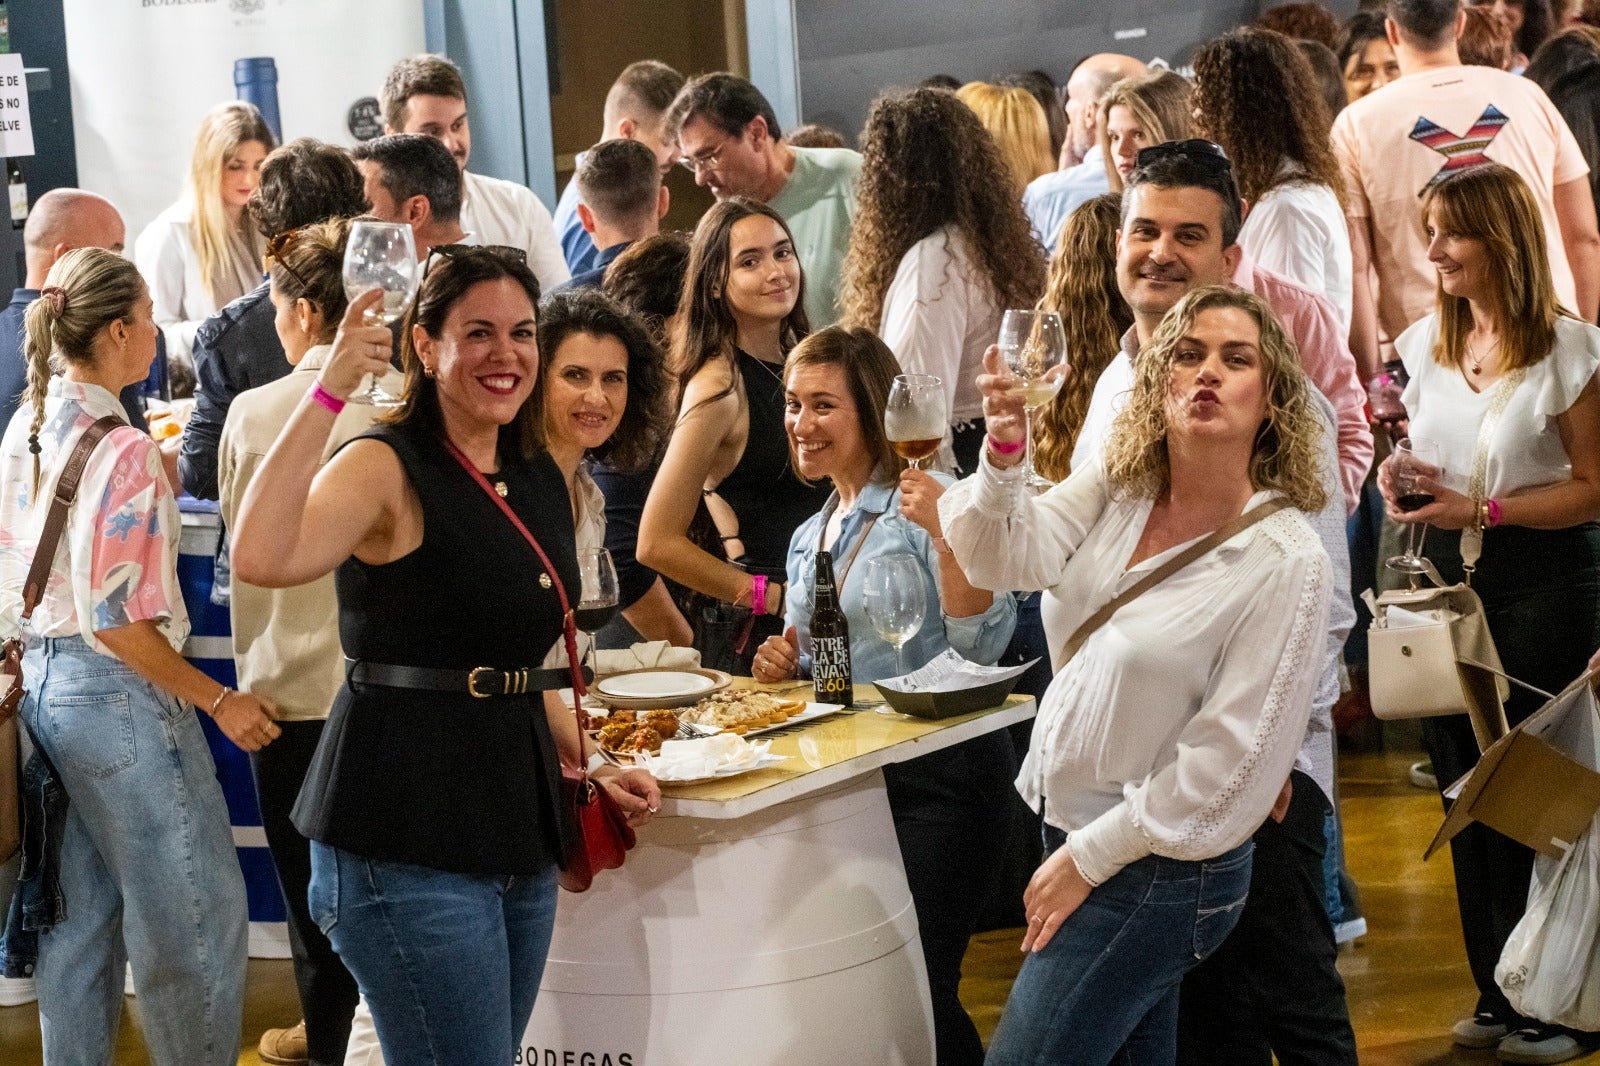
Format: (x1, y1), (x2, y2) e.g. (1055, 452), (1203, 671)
(1465, 334), (1491, 376)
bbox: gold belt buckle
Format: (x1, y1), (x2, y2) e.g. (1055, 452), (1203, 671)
(468, 666), (529, 698)
(468, 666), (495, 699)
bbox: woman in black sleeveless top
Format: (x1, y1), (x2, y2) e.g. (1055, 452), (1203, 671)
(638, 199), (830, 671)
(232, 249), (660, 1066)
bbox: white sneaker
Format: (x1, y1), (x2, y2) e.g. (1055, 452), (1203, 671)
(0, 975), (36, 1006)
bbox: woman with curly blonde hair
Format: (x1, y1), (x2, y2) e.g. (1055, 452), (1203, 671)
(135, 101), (275, 385)
(940, 285), (1332, 1064)
(840, 87), (1046, 474)
(1032, 193), (1133, 482)
(1193, 28), (1354, 329)
(955, 82), (1056, 197)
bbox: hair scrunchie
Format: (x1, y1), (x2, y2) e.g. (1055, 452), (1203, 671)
(39, 286), (67, 315)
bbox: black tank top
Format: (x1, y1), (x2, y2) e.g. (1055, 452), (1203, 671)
(292, 421), (580, 875)
(713, 350), (832, 578)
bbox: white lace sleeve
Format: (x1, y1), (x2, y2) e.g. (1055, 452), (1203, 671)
(1067, 514), (1331, 884)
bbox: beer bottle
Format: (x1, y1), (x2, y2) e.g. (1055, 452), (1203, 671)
(810, 551), (853, 706)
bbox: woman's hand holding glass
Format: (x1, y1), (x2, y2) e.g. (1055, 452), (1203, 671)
(1377, 440), (1473, 529)
(317, 289), (395, 402)
(753, 625), (800, 684)
(897, 467), (945, 536)
(976, 344), (1028, 468)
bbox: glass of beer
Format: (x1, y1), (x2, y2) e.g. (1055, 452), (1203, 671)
(885, 373), (945, 470)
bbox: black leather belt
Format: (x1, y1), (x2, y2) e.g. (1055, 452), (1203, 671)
(348, 660), (592, 698)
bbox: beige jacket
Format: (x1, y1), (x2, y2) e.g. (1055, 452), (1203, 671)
(217, 346), (404, 721)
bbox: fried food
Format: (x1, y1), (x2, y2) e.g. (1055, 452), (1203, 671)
(681, 690), (807, 733)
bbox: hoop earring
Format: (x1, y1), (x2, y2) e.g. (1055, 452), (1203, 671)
(422, 364), (436, 379)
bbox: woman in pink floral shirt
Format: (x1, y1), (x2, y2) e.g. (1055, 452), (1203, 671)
(0, 248), (277, 1066)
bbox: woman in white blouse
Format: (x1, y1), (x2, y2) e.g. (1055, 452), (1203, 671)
(1379, 163), (1600, 1059)
(838, 87), (1046, 475)
(135, 101), (274, 387)
(940, 286), (1332, 1065)
(1193, 28), (1354, 332)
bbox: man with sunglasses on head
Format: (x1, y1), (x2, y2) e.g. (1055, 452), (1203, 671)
(664, 72), (861, 326)
(351, 134), (469, 259)
(180, 138), (370, 500)
(1068, 140), (1365, 1066)
(381, 54), (570, 295)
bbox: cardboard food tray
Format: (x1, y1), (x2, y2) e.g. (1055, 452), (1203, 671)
(873, 675), (1021, 720)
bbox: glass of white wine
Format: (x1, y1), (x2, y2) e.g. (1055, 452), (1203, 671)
(997, 309), (1068, 490)
(341, 220), (419, 407)
(885, 373), (945, 470)
(862, 554), (927, 681)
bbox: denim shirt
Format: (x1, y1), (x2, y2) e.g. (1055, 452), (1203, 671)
(2, 742), (69, 978)
(783, 474), (1015, 683)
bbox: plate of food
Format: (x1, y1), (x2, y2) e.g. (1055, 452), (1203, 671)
(678, 689), (846, 736)
(593, 668), (732, 710)
(633, 733), (789, 784)
(593, 709), (686, 761)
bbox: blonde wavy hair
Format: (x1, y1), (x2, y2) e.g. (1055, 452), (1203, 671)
(1097, 70), (1194, 192)
(187, 102), (273, 306)
(955, 82), (1055, 196)
(1104, 286), (1327, 513)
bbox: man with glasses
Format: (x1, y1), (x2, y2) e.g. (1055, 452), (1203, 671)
(180, 139), (369, 500)
(381, 54), (571, 294)
(1072, 140), (1363, 1066)
(665, 72), (861, 326)
(351, 134), (469, 260)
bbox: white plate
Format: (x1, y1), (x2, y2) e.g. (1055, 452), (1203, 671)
(597, 670), (720, 700)
(680, 701), (847, 737)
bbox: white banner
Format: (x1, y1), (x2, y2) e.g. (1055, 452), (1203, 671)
(64, 0), (426, 240)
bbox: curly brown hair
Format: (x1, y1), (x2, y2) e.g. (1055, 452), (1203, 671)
(1032, 194), (1132, 481)
(1193, 28), (1346, 207)
(1256, 2), (1341, 47)
(838, 87), (1045, 341)
(1104, 285), (1327, 513)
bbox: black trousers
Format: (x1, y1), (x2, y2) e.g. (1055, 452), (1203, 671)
(1418, 523), (1600, 1024)
(250, 719), (360, 1066)
(884, 731), (1017, 1066)
(1176, 770), (1358, 1066)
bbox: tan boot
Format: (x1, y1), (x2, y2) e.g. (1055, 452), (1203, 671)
(258, 1020), (309, 1065)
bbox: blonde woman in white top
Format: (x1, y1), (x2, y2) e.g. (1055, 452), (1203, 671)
(1378, 163), (1600, 1058)
(135, 101), (274, 383)
(839, 87), (1045, 475)
(940, 286), (1331, 1065)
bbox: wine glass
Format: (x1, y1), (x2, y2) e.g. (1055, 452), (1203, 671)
(575, 548), (619, 680)
(1385, 438), (1443, 576)
(341, 220), (419, 406)
(1366, 372), (1407, 447)
(997, 309), (1069, 490)
(862, 554), (927, 680)
(885, 373), (946, 470)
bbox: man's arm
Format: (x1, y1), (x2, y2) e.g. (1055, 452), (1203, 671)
(1554, 176), (1600, 322)
(1347, 219), (1382, 380)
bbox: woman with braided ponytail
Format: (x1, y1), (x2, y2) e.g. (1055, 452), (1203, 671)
(0, 247), (278, 1065)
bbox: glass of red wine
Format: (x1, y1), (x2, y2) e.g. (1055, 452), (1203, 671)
(576, 548), (619, 680)
(1385, 438), (1442, 576)
(1366, 372), (1407, 446)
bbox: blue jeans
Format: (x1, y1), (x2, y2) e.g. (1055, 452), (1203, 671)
(986, 827), (1253, 1066)
(308, 841), (559, 1066)
(22, 635), (247, 1066)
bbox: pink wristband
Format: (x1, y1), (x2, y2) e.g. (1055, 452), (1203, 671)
(1486, 498), (1503, 528)
(987, 434), (1026, 456)
(309, 381), (346, 415)
(751, 574), (768, 616)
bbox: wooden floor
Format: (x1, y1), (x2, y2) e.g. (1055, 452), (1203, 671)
(2, 749), (1596, 1064)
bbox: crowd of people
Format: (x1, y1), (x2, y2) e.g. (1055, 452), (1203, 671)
(3, 0), (1600, 1063)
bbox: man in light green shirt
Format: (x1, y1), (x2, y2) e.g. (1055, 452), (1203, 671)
(667, 73), (861, 327)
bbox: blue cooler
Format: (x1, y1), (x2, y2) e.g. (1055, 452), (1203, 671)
(177, 501), (290, 959)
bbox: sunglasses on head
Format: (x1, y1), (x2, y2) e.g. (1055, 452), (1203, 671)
(421, 243), (528, 282)
(1134, 139), (1232, 173)
(264, 226), (312, 293)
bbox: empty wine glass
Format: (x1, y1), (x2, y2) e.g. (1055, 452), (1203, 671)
(1386, 438), (1443, 576)
(1366, 372), (1407, 447)
(341, 220), (418, 407)
(885, 373), (946, 471)
(862, 554), (927, 680)
(997, 309), (1068, 490)
(575, 548), (619, 679)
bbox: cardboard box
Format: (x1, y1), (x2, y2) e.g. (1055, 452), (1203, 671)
(874, 675), (1021, 720)
(1428, 672), (1600, 860)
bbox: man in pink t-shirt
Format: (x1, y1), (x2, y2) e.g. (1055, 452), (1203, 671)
(1332, 0), (1600, 373)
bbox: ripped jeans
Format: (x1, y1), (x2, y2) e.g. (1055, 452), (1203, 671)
(985, 828), (1253, 1066)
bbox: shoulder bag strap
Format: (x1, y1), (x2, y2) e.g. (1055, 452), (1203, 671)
(440, 438), (591, 736)
(1052, 498), (1289, 668)
(20, 415), (125, 622)
(1459, 366), (1528, 580)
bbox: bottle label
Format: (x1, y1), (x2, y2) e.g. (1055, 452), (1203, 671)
(812, 636), (852, 701)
